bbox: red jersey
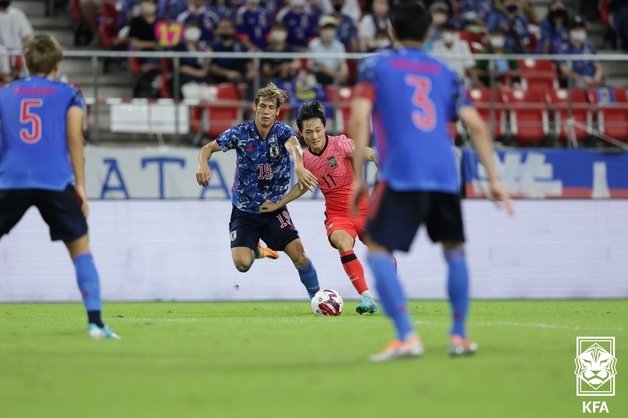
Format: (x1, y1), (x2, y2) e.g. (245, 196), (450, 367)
(303, 134), (367, 218)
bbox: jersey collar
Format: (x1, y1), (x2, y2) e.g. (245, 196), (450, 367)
(308, 135), (329, 157)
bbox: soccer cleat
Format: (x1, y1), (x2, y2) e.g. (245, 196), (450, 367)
(448, 335), (478, 356)
(256, 242), (279, 260)
(88, 323), (121, 340)
(369, 335), (424, 362)
(356, 294), (378, 315)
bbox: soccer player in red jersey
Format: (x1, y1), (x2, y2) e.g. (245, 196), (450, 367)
(261, 101), (379, 314)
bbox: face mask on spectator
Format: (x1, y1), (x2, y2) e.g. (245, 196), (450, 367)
(140, 1), (156, 15)
(570, 30), (586, 42)
(490, 36), (505, 48)
(505, 3), (518, 13)
(184, 27), (201, 42)
(442, 32), (456, 44)
(270, 30), (288, 43)
(432, 12), (447, 25)
(321, 29), (337, 42)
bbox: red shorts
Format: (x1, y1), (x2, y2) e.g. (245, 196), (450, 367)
(324, 214), (367, 248)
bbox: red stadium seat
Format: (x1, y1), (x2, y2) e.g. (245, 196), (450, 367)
(518, 59), (558, 91)
(205, 83), (245, 138)
(458, 30), (485, 53)
(501, 88), (550, 145)
(326, 85), (353, 132)
(596, 88), (628, 141)
(467, 87), (507, 140)
(546, 88), (595, 143)
(98, 1), (120, 49)
(70, 0), (82, 21)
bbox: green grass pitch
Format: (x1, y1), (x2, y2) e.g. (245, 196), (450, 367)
(1, 300), (626, 418)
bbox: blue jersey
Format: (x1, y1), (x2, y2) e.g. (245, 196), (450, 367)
(276, 8), (318, 49)
(217, 120), (295, 213)
(559, 41), (597, 77)
(236, 6), (273, 49)
(0, 76), (85, 190)
(355, 48), (469, 193)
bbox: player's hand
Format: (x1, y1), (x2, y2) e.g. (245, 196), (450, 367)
(488, 180), (514, 216)
(75, 186), (89, 218)
(295, 166), (317, 191)
(350, 178), (368, 216)
(260, 200), (281, 213)
(196, 163), (212, 187)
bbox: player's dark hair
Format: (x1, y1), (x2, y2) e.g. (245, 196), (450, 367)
(390, 1), (432, 43)
(24, 35), (63, 76)
(296, 101), (327, 132)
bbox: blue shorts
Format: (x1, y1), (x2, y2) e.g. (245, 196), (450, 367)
(229, 205), (300, 251)
(0, 185), (88, 242)
(366, 182), (465, 252)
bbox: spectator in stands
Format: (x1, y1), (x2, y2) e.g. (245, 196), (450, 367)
(519, 0), (539, 24)
(174, 21), (212, 97)
(475, 27), (521, 87)
(315, 0), (361, 23)
(424, 1), (451, 50)
(276, 0), (319, 52)
(536, 0), (569, 54)
(177, 0), (220, 43)
(261, 22), (300, 84)
(211, 0), (237, 20)
(308, 15), (348, 85)
(236, 0), (273, 51)
(358, 0), (390, 51)
(210, 18), (254, 84)
(487, 0), (531, 53)
(459, 0), (493, 24)
(0, 1), (34, 53)
(158, 0), (189, 20)
(559, 16), (604, 88)
(0, 44), (11, 83)
(611, 0), (628, 50)
(432, 22), (479, 86)
(370, 28), (392, 51)
(285, 70), (333, 121)
(78, 0), (101, 46)
(129, 0), (161, 53)
(326, 0), (358, 51)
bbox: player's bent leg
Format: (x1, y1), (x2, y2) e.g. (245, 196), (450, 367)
(284, 239), (320, 299)
(65, 234), (120, 340)
(442, 241), (476, 356)
(231, 247), (256, 272)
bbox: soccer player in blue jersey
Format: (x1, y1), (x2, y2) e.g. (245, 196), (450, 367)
(196, 83), (322, 300)
(0, 35), (119, 340)
(350, 1), (514, 361)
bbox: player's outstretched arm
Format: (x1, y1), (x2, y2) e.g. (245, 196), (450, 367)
(196, 140), (221, 187)
(67, 106), (89, 217)
(459, 106), (514, 216)
(349, 97), (373, 215)
(285, 136), (317, 191)
(260, 184), (308, 213)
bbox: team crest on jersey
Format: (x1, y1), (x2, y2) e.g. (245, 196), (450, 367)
(327, 156), (337, 167)
(230, 231), (237, 241)
(269, 144), (280, 158)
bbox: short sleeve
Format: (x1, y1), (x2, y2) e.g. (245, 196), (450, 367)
(451, 73), (471, 121)
(69, 86), (87, 113)
(277, 122), (296, 144)
(216, 126), (240, 151)
(354, 55), (377, 102)
(337, 135), (354, 157)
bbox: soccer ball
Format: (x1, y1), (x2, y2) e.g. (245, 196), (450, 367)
(311, 288), (344, 316)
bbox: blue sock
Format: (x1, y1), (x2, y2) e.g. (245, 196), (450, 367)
(297, 258), (320, 298)
(73, 253), (102, 315)
(367, 252), (414, 341)
(445, 247), (470, 338)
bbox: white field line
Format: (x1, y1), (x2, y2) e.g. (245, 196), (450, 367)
(114, 317), (624, 331)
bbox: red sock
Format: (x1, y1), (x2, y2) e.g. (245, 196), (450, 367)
(339, 249), (369, 294)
